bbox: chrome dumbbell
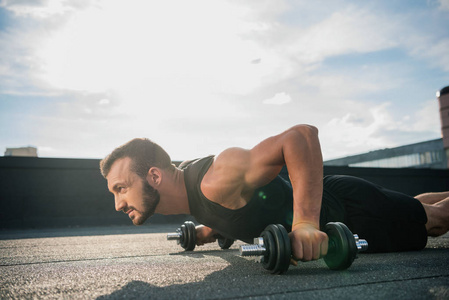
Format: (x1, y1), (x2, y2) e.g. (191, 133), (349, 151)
(167, 221), (235, 251)
(239, 222), (368, 274)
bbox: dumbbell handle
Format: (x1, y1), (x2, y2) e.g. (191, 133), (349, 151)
(166, 231), (228, 241)
(352, 234), (368, 252)
(240, 234), (368, 257)
(167, 232), (182, 240)
(239, 237), (266, 256)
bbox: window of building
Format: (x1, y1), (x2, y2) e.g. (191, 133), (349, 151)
(349, 150), (443, 168)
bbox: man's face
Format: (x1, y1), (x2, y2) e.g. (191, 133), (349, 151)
(106, 157), (160, 225)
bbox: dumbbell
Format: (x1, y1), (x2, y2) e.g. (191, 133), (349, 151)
(167, 221), (235, 251)
(239, 222), (368, 274)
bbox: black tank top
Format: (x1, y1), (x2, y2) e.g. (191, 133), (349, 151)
(182, 156), (294, 243)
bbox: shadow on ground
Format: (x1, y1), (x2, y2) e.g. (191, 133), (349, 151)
(95, 248), (421, 299)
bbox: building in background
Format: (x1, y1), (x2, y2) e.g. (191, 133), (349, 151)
(4, 147), (38, 157)
(324, 138), (446, 168)
(325, 85), (449, 169)
(438, 85), (449, 168)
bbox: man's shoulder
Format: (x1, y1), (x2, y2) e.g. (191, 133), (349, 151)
(179, 155), (215, 170)
(205, 148), (251, 187)
(214, 147), (250, 167)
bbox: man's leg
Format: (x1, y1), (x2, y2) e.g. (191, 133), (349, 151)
(323, 175), (429, 252)
(421, 196), (449, 237)
(415, 191), (449, 204)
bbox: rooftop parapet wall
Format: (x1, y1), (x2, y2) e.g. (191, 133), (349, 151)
(1, 157), (448, 229)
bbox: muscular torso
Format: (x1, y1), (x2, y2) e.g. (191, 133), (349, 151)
(183, 155), (294, 242)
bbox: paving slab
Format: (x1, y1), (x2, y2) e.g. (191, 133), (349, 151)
(1, 225), (448, 299)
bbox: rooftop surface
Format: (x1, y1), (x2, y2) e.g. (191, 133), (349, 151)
(1, 224), (448, 299)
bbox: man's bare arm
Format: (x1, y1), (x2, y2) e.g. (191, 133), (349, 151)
(209, 125), (327, 261)
(245, 125), (328, 261)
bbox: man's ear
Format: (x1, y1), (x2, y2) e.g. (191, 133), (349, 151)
(146, 167), (162, 187)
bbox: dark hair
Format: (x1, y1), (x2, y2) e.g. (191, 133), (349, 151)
(100, 138), (173, 179)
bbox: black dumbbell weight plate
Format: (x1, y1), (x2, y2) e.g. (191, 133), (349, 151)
(270, 224), (291, 274)
(217, 237), (234, 249)
(340, 222), (357, 268)
(182, 221), (197, 251)
(264, 224), (291, 274)
(179, 224), (188, 249)
(323, 222), (353, 270)
(261, 229), (276, 271)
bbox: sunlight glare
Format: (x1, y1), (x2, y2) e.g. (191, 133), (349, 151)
(36, 0), (281, 106)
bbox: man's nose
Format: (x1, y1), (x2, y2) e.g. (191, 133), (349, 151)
(115, 196), (126, 212)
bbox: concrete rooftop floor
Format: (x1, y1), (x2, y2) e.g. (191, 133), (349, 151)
(1, 224), (448, 299)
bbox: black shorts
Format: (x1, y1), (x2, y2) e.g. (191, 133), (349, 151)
(319, 175), (428, 253)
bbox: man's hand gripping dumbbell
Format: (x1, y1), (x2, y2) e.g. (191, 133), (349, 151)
(239, 222), (368, 274)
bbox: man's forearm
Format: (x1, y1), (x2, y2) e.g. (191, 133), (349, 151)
(282, 125), (323, 229)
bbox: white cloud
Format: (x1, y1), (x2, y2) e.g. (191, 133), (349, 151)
(409, 37), (449, 72)
(320, 99), (441, 160)
(263, 92), (292, 105)
(302, 70), (402, 99)
(401, 99), (441, 133)
(438, 0), (449, 11)
(323, 102), (395, 147)
(0, 0), (89, 18)
(98, 99), (110, 105)
(284, 6), (400, 65)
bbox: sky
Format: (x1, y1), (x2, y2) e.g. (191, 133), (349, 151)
(0, 0), (448, 162)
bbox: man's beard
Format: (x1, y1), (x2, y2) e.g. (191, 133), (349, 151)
(132, 179), (160, 226)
